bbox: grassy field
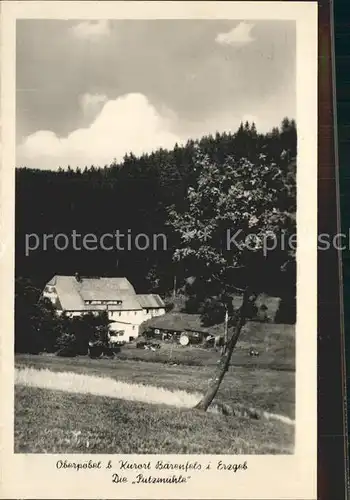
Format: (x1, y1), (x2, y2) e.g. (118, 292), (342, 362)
(15, 386), (294, 454)
(15, 321), (295, 454)
(16, 352), (295, 417)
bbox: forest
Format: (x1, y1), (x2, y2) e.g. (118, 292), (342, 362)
(16, 118), (296, 294)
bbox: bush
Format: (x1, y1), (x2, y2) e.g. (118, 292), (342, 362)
(249, 304), (270, 323)
(275, 297), (296, 324)
(87, 344), (103, 359)
(199, 298), (226, 327)
(259, 305), (270, 322)
(184, 295), (202, 314)
(15, 278), (63, 354)
(164, 301), (175, 313)
(56, 312), (112, 357)
(56, 333), (77, 357)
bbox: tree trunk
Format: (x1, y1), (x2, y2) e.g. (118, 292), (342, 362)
(221, 305), (229, 355)
(195, 289), (250, 411)
(173, 275), (177, 299)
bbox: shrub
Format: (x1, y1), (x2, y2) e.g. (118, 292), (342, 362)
(165, 301), (175, 313)
(275, 297), (296, 324)
(56, 333), (77, 357)
(53, 311), (113, 357)
(184, 295), (201, 314)
(199, 298), (226, 327)
(15, 278), (62, 354)
(249, 304), (270, 323)
(88, 344), (103, 359)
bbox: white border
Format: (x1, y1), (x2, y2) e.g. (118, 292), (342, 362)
(0, 2), (318, 499)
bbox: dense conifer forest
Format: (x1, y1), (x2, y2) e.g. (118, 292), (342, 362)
(16, 118), (296, 297)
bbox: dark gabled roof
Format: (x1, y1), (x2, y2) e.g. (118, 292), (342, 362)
(141, 312), (223, 335)
(137, 294), (165, 309)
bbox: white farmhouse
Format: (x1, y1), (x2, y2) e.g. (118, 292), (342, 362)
(42, 274), (166, 342)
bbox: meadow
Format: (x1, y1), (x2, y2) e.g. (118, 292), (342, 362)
(14, 321), (295, 454)
(15, 386), (294, 454)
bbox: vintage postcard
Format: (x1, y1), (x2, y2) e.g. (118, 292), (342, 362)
(1, 1), (317, 499)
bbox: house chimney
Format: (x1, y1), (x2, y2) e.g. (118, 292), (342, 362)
(75, 272), (81, 282)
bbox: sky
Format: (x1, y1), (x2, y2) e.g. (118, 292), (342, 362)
(16, 19), (296, 170)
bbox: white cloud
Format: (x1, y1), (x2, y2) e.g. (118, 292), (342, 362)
(80, 93), (108, 119)
(71, 20), (111, 39)
(18, 93), (181, 170)
(215, 22), (255, 47)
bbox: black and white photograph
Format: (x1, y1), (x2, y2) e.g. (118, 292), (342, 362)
(1, 2), (317, 499)
(14, 15), (297, 453)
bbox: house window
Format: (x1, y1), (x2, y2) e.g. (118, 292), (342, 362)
(134, 311), (137, 315)
(132, 326), (135, 330)
(119, 312), (121, 316)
